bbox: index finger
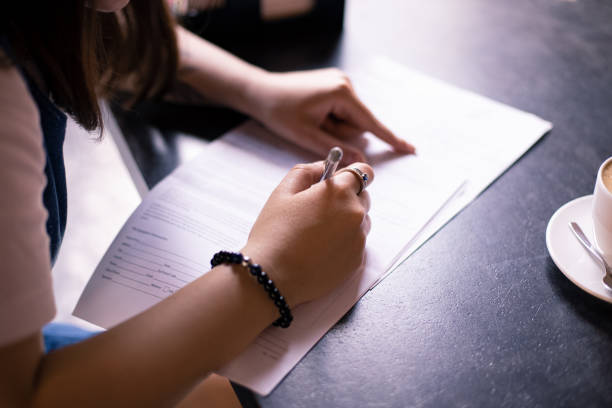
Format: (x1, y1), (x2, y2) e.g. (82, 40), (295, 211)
(277, 161), (325, 195)
(334, 93), (416, 154)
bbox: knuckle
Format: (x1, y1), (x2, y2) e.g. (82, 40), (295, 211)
(341, 73), (352, 86)
(336, 183), (357, 201)
(348, 203), (366, 223)
(355, 205), (367, 220)
(337, 80), (352, 93)
(336, 68), (352, 83)
(333, 79), (352, 96)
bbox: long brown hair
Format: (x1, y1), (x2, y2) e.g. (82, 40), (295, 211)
(1, 0), (179, 131)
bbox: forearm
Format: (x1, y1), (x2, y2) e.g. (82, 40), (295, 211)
(175, 25), (267, 117)
(31, 265), (276, 407)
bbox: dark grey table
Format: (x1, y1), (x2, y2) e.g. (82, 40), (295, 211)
(111, 0), (612, 406)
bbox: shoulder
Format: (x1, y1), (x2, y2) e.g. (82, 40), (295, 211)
(0, 62), (45, 172)
(0, 61), (41, 131)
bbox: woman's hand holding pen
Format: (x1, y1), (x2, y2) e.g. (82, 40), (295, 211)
(245, 68), (415, 164)
(242, 160), (375, 307)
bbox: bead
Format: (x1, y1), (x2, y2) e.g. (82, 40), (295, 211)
(241, 255), (251, 267)
(262, 279), (273, 291)
(211, 250), (293, 328)
(257, 270), (267, 283)
(250, 264), (261, 276)
(211, 254), (219, 265)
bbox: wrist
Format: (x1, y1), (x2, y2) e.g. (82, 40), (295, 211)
(214, 263), (279, 325)
(240, 245), (299, 308)
(240, 70), (277, 122)
(212, 250), (295, 327)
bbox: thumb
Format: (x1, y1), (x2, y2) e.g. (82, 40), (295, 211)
(276, 161), (326, 195)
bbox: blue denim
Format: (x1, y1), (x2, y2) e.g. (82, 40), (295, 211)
(43, 323), (99, 353)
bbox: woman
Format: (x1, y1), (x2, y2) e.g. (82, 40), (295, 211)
(0, 0), (413, 406)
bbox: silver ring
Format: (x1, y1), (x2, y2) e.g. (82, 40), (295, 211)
(338, 167), (369, 195)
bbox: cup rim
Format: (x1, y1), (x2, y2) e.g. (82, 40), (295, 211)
(597, 157), (612, 199)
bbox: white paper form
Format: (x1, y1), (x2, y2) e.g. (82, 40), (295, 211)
(348, 58), (553, 286)
(73, 118), (462, 392)
(73, 56), (551, 395)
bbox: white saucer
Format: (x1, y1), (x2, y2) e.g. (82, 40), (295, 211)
(546, 195), (612, 303)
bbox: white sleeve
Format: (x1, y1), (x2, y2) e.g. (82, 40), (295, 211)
(0, 66), (56, 346)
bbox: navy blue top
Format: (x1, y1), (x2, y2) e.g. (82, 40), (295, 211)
(26, 78), (68, 265)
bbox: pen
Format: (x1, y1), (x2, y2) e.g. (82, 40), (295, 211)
(319, 147), (343, 181)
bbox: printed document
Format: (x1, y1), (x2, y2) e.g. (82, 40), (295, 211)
(74, 57), (551, 395)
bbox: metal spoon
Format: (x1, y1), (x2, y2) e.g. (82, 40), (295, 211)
(569, 221), (612, 290)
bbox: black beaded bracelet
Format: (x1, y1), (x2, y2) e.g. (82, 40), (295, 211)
(211, 251), (293, 328)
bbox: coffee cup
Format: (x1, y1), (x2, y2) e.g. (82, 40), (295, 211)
(592, 157), (612, 263)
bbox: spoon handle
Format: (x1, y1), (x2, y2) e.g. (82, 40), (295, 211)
(569, 222), (604, 263)
(569, 221), (612, 290)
